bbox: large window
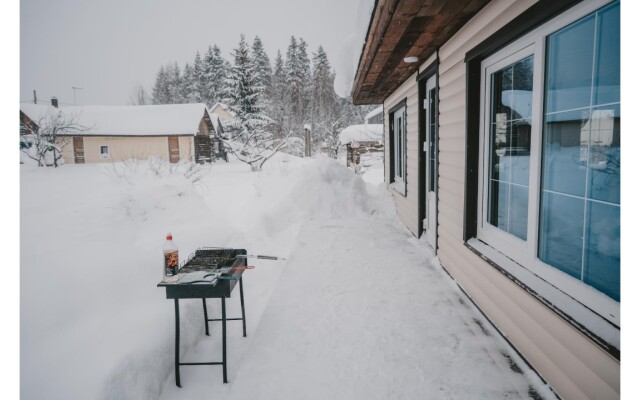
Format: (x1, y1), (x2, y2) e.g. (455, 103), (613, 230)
(477, 0), (620, 312)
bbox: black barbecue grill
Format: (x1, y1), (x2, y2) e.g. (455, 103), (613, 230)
(158, 247), (248, 387)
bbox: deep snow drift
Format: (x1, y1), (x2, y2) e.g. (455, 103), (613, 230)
(21, 155), (553, 399)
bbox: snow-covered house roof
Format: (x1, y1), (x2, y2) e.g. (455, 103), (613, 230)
(339, 124), (383, 145)
(364, 105), (383, 121)
(209, 102), (237, 119)
(20, 103), (211, 136)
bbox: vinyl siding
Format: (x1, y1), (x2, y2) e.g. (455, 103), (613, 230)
(58, 136), (175, 164)
(383, 73), (420, 236)
(179, 136), (193, 161)
(382, 0), (620, 398)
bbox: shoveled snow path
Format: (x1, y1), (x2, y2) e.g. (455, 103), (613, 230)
(224, 218), (554, 399)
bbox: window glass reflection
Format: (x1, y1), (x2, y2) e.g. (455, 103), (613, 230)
(539, 2), (620, 300)
(488, 56), (532, 240)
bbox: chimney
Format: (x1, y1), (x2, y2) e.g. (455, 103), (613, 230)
(51, 97), (59, 108)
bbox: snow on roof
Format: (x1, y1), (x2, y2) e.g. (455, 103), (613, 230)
(209, 102), (237, 118)
(20, 103), (210, 136)
(339, 124), (383, 145)
(364, 105), (383, 121)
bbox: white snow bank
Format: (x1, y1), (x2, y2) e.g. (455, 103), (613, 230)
(20, 155), (395, 400)
(20, 103), (210, 136)
(339, 124), (383, 145)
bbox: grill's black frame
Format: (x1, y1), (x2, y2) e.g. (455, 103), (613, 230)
(157, 247), (248, 387)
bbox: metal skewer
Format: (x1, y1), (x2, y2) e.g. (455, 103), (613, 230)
(235, 254), (286, 261)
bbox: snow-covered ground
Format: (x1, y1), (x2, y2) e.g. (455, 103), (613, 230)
(21, 154), (554, 399)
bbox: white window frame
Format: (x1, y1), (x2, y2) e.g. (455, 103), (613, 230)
(390, 106), (406, 194)
(475, 0), (619, 327)
(100, 145), (110, 159)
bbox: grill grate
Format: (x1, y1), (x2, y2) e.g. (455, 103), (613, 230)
(178, 247), (243, 273)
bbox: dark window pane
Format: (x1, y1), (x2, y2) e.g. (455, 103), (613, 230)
(546, 15), (595, 113)
(428, 88), (437, 192)
(594, 2), (620, 106)
(538, 191), (584, 279)
(489, 180), (509, 232)
(488, 56), (532, 239)
(583, 201), (620, 301)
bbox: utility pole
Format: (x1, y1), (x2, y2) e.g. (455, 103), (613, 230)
(72, 86), (83, 105)
(33, 90), (37, 104)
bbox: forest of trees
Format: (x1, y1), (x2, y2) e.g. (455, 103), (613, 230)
(137, 35), (375, 166)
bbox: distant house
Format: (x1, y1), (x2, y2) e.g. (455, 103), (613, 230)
(20, 102), (216, 164)
(338, 124), (383, 168)
(351, 1), (620, 399)
(209, 102), (236, 125)
(364, 105), (384, 125)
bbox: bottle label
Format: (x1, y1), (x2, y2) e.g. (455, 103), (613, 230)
(164, 250), (179, 276)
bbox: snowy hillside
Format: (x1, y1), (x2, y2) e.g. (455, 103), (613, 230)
(21, 155), (553, 399)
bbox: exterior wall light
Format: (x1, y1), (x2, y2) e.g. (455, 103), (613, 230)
(403, 56), (419, 63)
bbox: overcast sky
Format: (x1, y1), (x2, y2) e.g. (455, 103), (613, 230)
(20, 0), (373, 106)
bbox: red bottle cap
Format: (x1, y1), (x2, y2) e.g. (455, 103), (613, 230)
(166, 233), (172, 240)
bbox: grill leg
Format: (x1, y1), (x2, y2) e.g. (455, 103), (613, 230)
(239, 277), (247, 337)
(221, 296), (228, 383)
(202, 298), (210, 336)
(174, 299), (181, 388)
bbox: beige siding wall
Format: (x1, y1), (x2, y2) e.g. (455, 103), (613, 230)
(437, 1), (620, 398)
(383, 73), (420, 236)
(179, 136), (193, 161)
(383, 0), (620, 398)
(58, 136), (199, 164)
(59, 137), (75, 164)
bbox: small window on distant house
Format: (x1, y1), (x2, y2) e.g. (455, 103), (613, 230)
(100, 145), (109, 159)
(389, 103), (406, 194)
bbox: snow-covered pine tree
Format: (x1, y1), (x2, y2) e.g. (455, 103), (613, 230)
(152, 65), (171, 104)
(192, 51), (206, 103)
(312, 46), (336, 117)
(285, 36), (303, 127)
(203, 45), (223, 106)
(250, 36), (272, 105)
(167, 62), (184, 104)
(268, 49), (288, 139)
(311, 45), (341, 154)
(224, 35), (284, 171)
(297, 38), (312, 123)
(181, 62), (195, 102)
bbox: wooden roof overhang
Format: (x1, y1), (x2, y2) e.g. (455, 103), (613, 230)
(351, 0), (491, 105)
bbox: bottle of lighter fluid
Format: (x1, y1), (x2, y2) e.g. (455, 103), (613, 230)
(162, 233), (179, 282)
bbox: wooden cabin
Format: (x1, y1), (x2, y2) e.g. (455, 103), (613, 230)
(351, 1), (620, 398)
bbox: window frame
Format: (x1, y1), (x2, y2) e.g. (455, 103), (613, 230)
(388, 99), (407, 195)
(467, 0), (619, 351)
(100, 145), (110, 159)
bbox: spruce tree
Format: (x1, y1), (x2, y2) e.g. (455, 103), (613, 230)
(269, 49), (288, 138)
(167, 62), (183, 103)
(192, 51), (205, 103)
(250, 36), (272, 105)
(152, 65), (170, 104)
(285, 36), (303, 130)
(182, 62), (196, 102)
(224, 35), (282, 171)
(297, 38), (312, 121)
(203, 45), (228, 106)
